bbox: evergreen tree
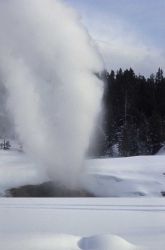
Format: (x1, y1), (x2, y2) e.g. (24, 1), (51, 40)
(98, 67), (165, 157)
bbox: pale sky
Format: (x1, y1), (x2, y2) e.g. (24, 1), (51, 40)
(65, 0), (165, 76)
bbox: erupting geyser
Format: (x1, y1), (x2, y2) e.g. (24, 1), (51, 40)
(0, 0), (103, 188)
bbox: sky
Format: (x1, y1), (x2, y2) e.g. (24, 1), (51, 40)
(65, 0), (165, 76)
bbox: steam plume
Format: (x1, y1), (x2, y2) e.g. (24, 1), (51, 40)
(0, 0), (103, 188)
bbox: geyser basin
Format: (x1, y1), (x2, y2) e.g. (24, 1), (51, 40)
(7, 181), (95, 197)
(0, 0), (103, 188)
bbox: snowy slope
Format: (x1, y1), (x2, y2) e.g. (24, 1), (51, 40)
(0, 149), (165, 197)
(0, 198), (165, 250)
(83, 156), (165, 197)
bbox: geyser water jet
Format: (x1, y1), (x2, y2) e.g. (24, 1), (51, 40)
(0, 0), (103, 188)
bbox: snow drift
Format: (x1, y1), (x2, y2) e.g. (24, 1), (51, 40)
(0, 234), (140, 250)
(83, 156), (165, 197)
(79, 234), (137, 250)
(0, 0), (103, 188)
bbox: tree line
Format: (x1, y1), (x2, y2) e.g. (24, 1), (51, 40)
(93, 68), (165, 157)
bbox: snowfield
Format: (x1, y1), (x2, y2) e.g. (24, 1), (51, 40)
(0, 149), (165, 197)
(0, 150), (165, 249)
(0, 198), (165, 249)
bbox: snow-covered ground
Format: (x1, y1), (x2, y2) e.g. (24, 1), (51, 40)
(0, 198), (165, 249)
(0, 150), (48, 196)
(0, 149), (165, 197)
(83, 156), (165, 197)
(0, 150), (165, 249)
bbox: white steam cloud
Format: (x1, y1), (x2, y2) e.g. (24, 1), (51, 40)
(0, 0), (103, 188)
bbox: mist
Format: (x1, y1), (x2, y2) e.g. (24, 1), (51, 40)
(0, 0), (103, 188)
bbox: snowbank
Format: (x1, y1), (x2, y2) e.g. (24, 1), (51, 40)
(1, 234), (140, 250)
(79, 234), (138, 250)
(83, 156), (165, 197)
(0, 149), (165, 197)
